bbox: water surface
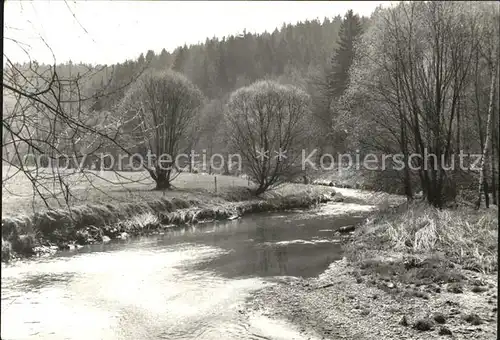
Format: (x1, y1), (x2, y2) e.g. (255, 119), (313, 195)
(1, 203), (372, 340)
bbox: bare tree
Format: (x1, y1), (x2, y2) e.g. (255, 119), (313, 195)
(119, 70), (204, 189)
(2, 59), (130, 207)
(226, 80), (311, 195)
(476, 52), (499, 208)
(3, 35), (149, 211)
(344, 1), (498, 208)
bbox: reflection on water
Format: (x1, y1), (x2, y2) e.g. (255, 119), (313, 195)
(1, 204), (369, 340)
(185, 212), (363, 278)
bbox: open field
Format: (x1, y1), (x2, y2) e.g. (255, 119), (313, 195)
(2, 166), (343, 217)
(3, 165), (401, 218)
(2, 166), (243, 217)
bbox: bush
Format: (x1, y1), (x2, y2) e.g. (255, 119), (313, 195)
(226, 80), (312, 195)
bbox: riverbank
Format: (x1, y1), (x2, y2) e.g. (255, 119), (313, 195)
(249, 203), (498, 339)
(3, 172), (360, 262)
(2, 166), (407, 262)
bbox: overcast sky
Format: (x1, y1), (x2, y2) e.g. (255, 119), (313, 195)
(4, 1), (395, 65)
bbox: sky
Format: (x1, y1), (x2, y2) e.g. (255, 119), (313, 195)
(4, 1), (396, 66)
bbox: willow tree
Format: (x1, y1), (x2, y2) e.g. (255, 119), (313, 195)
(226, 80), (311, 195)
(120, 70), (204, 189)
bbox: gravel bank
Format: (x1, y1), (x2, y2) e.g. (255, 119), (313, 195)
(248, 258), (497, 340)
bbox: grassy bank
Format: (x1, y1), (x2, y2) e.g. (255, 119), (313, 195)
(250, 202), (498, 339)
(1, 167), (251, 217)
(2, 168), (340, 262)
(345, 202), (498, 278)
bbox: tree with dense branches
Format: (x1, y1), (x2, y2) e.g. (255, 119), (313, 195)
(226, 80), (311, 195)
(119, 70), (204, 189)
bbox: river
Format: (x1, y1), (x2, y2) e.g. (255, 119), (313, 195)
(1, 203), (375, 340)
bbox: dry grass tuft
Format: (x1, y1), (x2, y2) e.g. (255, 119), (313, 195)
(120, 212), (160, 231)
(348, 203), (498, 274)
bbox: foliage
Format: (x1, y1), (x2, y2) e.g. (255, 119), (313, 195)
(328, 9), (363, 100)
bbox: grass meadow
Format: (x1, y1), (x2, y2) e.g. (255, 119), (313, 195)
(1, 165), (339, 217)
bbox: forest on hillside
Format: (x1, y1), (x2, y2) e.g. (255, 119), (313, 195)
(3, 2), (499, 208)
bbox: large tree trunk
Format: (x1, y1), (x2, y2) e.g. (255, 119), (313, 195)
(490, 93), (498, 205)
(396, 70), (413, 200)
(491, 155), (498, 205)
(483, 177), (490, 208)
(188, 144), (193, 173)
(150, 167), (172, 190)
(491, 135), (498, 206)
(476, 58), (498, 209)
(254, 184), (268, 196)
